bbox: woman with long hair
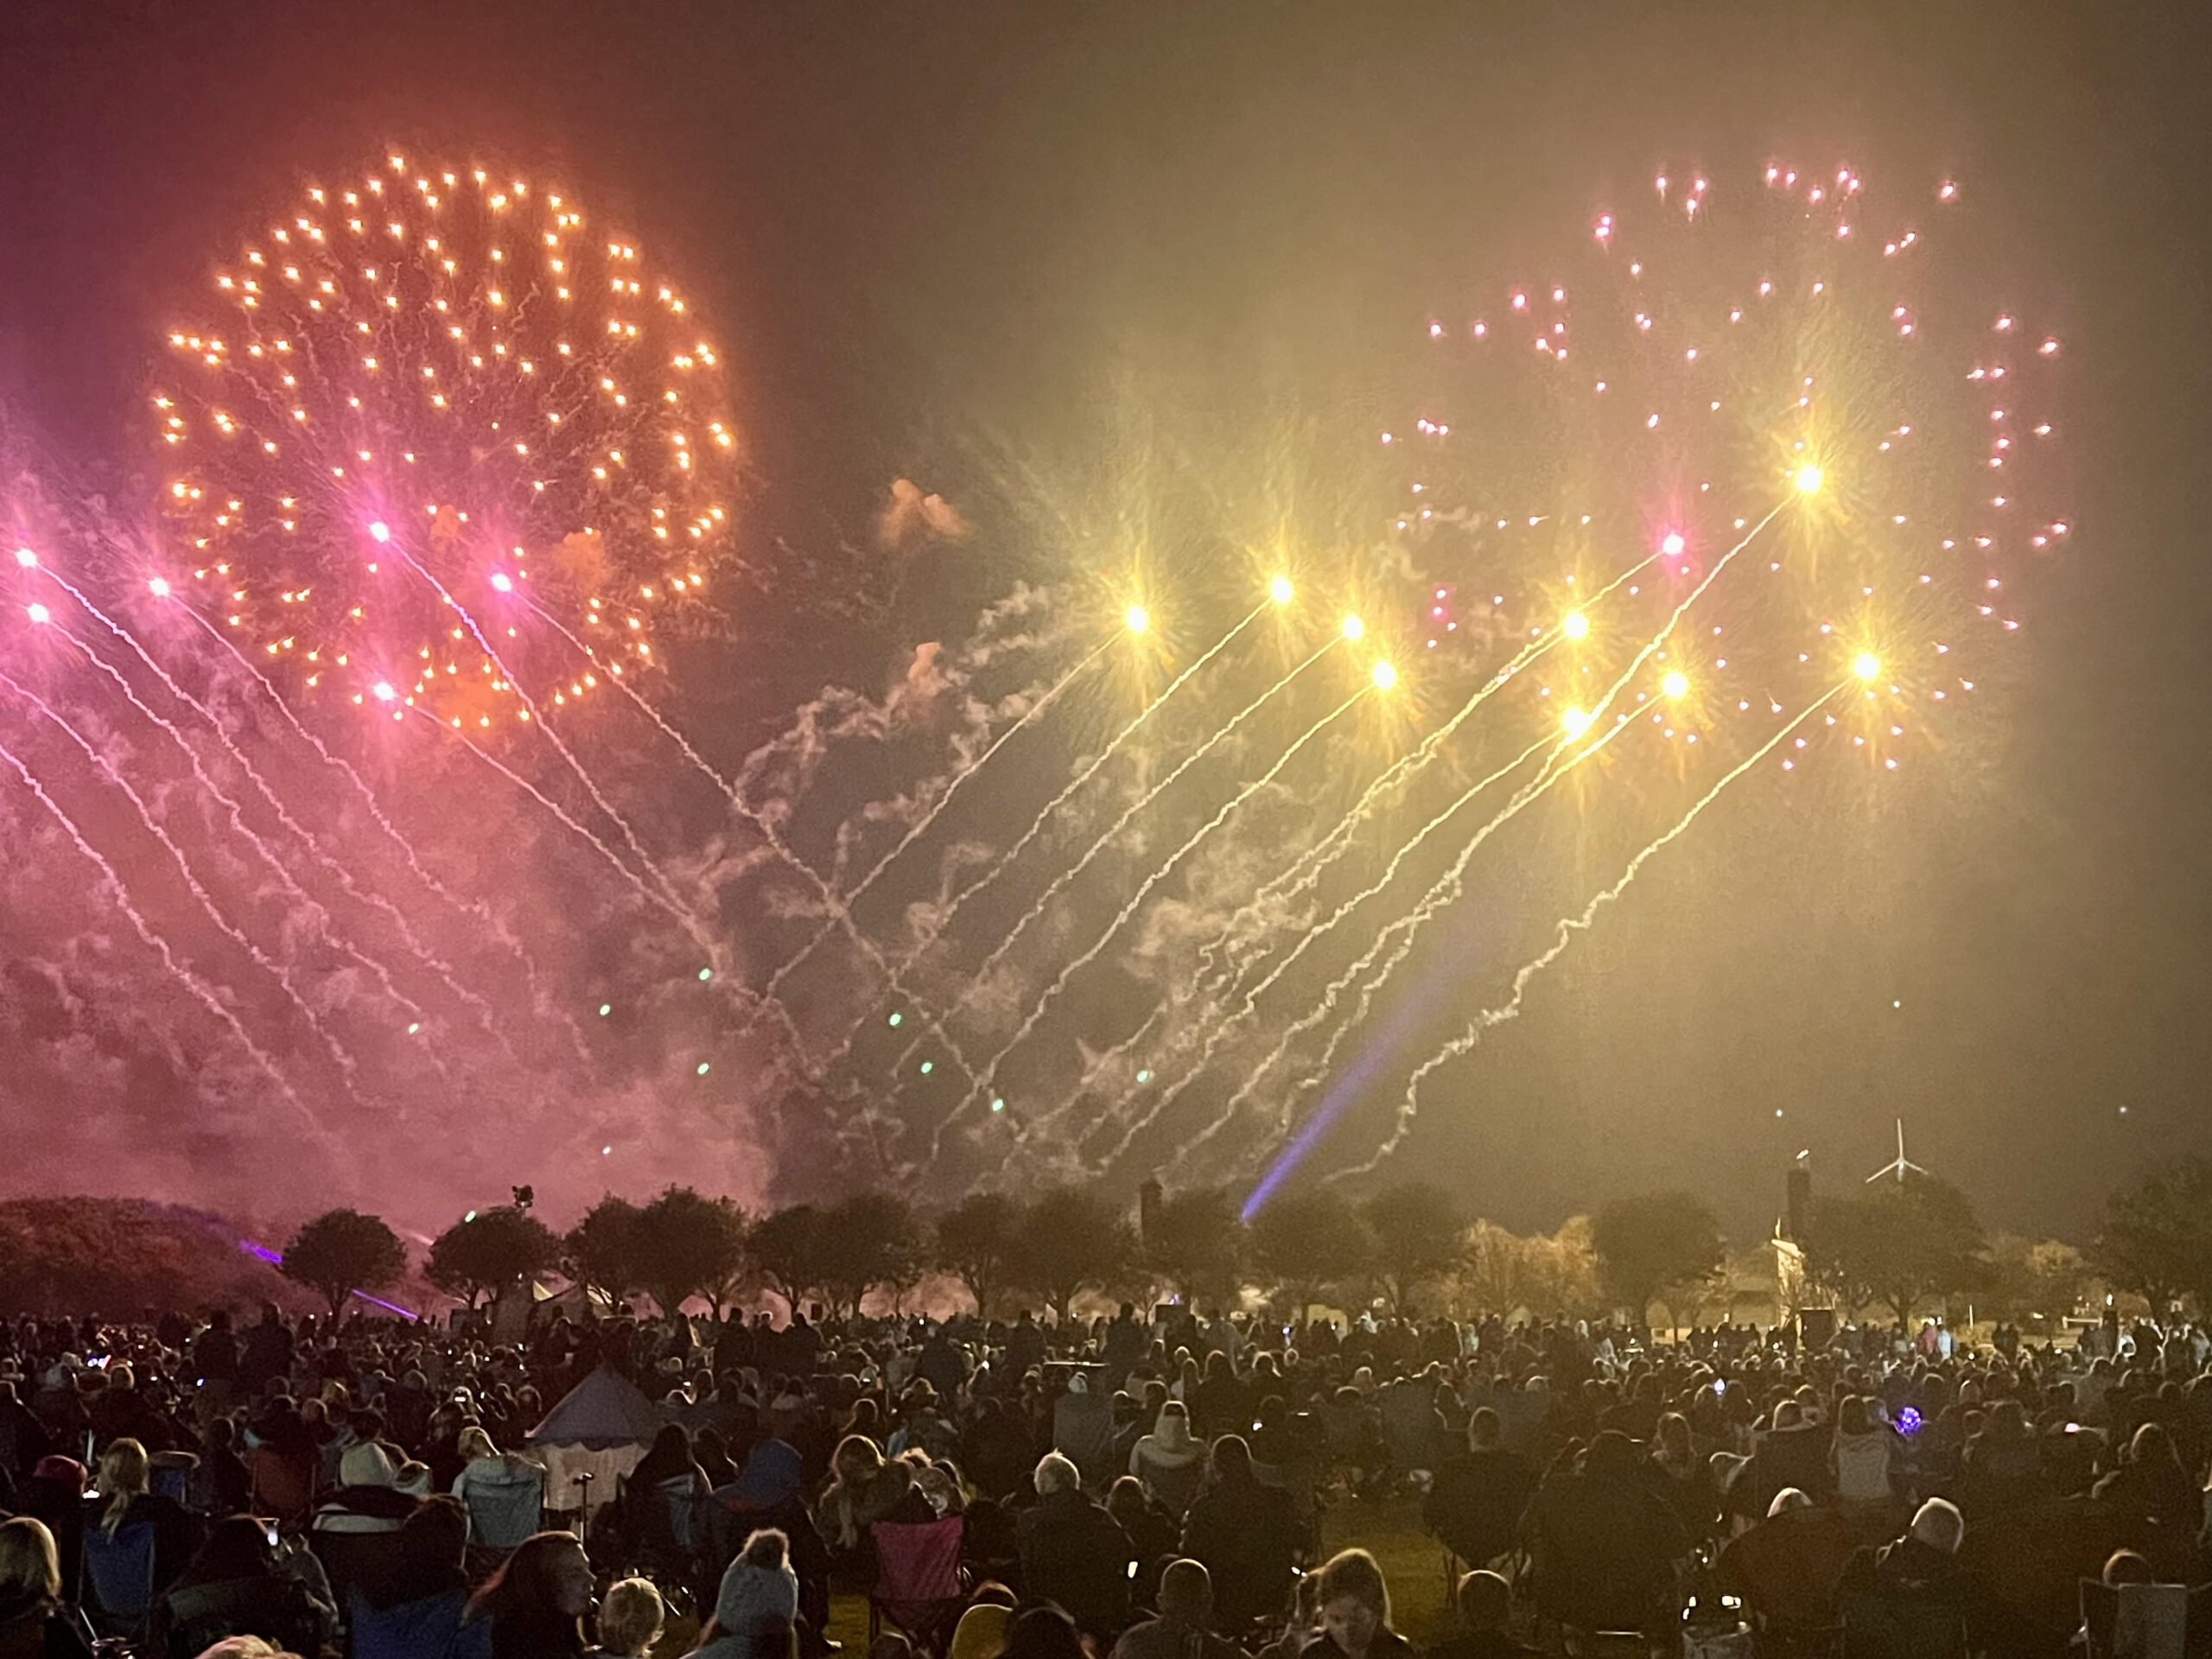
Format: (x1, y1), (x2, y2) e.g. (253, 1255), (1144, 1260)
(87, 1438), (201, 1604)
(463, 1530), (595, 1659)
(1302, 1550), (1412, 1659)
(0, 1516), (93, 1659)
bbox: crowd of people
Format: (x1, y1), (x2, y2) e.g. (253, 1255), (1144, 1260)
(0, 1295), (2205, 1657)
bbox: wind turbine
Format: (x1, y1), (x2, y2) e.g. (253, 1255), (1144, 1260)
(1864, 1117), (1928, 1185)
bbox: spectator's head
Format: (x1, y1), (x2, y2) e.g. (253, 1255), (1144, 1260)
(1158, 1559), (1213, 1625)
(1655, 1411), (1691, 1461)
(596, 1576), (666, 1658)
(2130, 1422), (2183, 1471)
(948, 1601), (1011, 1659)
(457, 1426), (498, 1463)
(1209, 1433), (1252, 1484)
(399, 1494), (470, 1580)
(1317, 1549), (1390, 1656)
(1453, 1568), (1510, 1633)
(1768, 1488), (1812, 1517)
(1032, 1452), (1079, 1497)
(1907, 1497), (1965, 1558)
(1151, 1399), (1193, 1448)
(467, 1529), (595, 1625)
(2103, 1549), (2155, 1587)
(1771, 1402), (1803, 1431)
(832, 1434), (886, 1485)
(1105, 1477), (1146, 1527)
(0, 1516), (62, 1604)
(1466, 1407), (1501, 1451)
(96, 1437), (149, 1533)
(193, 1641), (301, 1659)
(1839, 1395), (1870, 1436)
(1001, 1605), (1084, 1659)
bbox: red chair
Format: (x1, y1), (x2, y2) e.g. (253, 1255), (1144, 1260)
(869, 1516), (967, 1656)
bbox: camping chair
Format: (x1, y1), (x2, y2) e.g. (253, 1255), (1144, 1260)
(2080, 1578), (2194, 1659)
(462, 1462), (546, 1553)
(626, 1475), (705, 1608)
(869, 1516), (966, 1656)
(81, 1520), (159, 1643)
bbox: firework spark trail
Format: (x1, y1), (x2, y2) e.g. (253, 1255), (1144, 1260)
(1010, 686), (1368, 1147)
(387, 541), (692, 922)
(919, 601), (1269, 952)
(1325, 682), (1850, 1183)
(921, 637), (1342, 1166)
(179, 606), (591, 1066)
(1165, 717), (1633, 1170)
(1116, 503), (1786, 1173)
(1244, 505), (1789, 1136)
(41, 570), (500, 1050)
(0, 734), (341, 1155)
(1211, 555), (1656, 986)
(1081, 730), (1554, 1173)
(964, 635), (1339, 1003)
(524, 602), (988, 1094)
(0, 671), (361, 1086)
(47, 619), (436, 1042)
(766, 632), (1118, 1002)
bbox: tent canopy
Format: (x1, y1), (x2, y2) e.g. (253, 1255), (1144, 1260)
(527, 1363), (668, 1450)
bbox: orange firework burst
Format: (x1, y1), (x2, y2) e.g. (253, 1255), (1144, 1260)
(152, 153), (741, 731)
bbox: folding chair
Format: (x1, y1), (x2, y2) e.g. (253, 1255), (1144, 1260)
(869, 1516), (966, 1656)
(81, 1520), (159, 1644)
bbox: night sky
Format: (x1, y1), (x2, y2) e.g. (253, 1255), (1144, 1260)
(2, 0), (2208, 1239)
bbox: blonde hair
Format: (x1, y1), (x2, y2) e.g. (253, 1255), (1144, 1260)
(0, 1517), (61, 1602)
(98, 1439), (149, 1535)
(1315, 1548), (1391, 1624)
(457, 1426), (499, 1463)
(596, 1576), (666, 1657)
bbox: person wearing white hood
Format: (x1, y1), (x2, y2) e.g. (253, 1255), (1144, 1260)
(1128, 1401), (1206, 1516)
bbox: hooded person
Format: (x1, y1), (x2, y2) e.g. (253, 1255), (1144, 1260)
(688, 1529), (801, 1659)
(1016, 1453), (1135, 1642)
(1836, 1497), (1973, 1646)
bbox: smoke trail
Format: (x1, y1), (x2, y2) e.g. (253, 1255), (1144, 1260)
(43, 571), (500, 1048)
(176, 603), (590, 1066)
(965, 635), (1339, 1005)
(920, 601), (1268, 950)
(48, 620), (435, 1043)
(1090, 731), (1553, 1172)
(963, 684), (1367, 1157)
(0, 671), (362, 1087)
(522, 601), (987, 1094)
(766, 632), (1116, 1000)
(1167, 716), (1634, 1168)
(1322, 682), (1849, 1182)
(0, 734), (339, 1160)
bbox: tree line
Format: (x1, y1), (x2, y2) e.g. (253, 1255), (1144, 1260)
(270, 1160), (2212, 1332)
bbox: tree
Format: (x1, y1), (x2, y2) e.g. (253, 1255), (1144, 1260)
(425, 1205), (559, 1309)
(631, 1187), (749, 1317)
(2094, 1158), (2212, 1317)
(1144, 1186), (1244, 1306)
(563, 1196), (644, 1310)
(935, 1192), (1023, 1317)
(1250, 1189), (1375, 1315)
(1361, 1181), (1463, 1315)
(1007, 1187), (1136, 1325)
(748, 1205), (827, 1318)
(279, 1209), (406, 1320)
(1985, 1234), (2091, 1327)
(1592, 1191), (1724, 1330)
(1454, 1219), (1538, 1318)
(1805, 1173), (1988, 1326)
(813, 1192), (923, 1319)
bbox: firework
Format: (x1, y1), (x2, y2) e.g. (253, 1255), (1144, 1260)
(152, 155), (741, 733)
